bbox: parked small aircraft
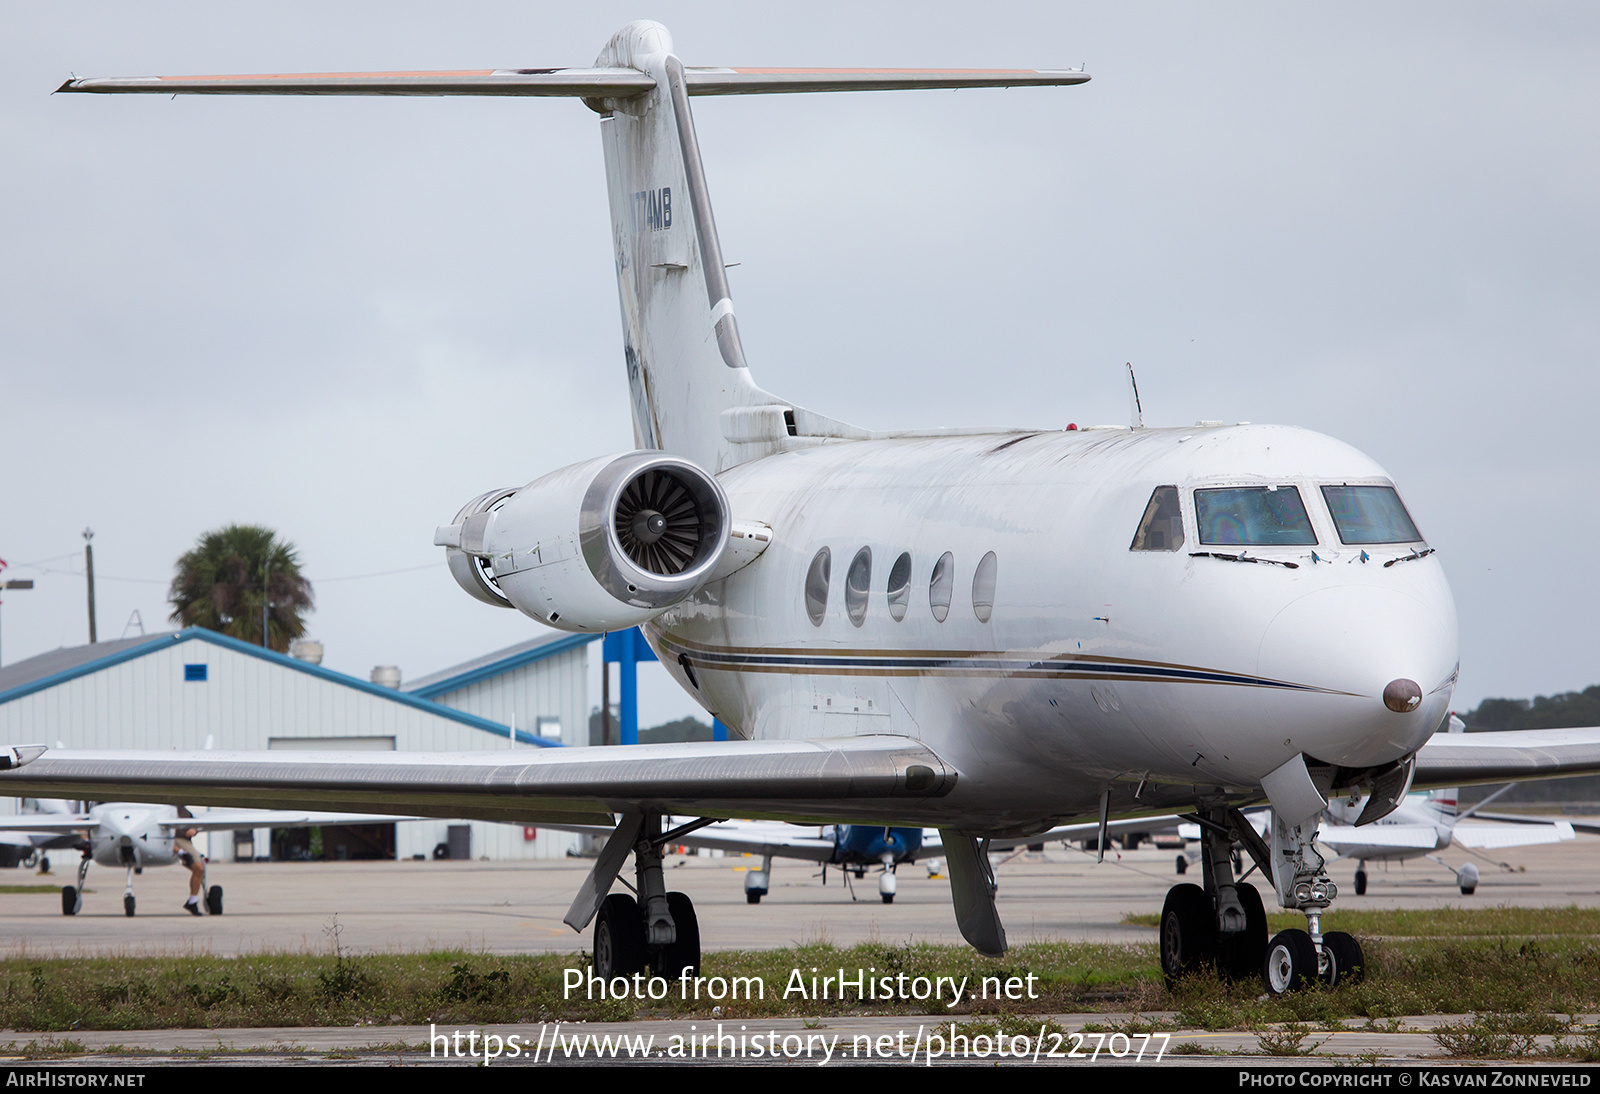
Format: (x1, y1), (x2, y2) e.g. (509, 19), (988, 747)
(1318, 785), (1574, 897)
(0, 802), (415, 916)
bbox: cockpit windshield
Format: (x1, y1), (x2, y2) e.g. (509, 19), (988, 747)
(1321, 485), (1423, 545)
(1194, 486), (1317, 546)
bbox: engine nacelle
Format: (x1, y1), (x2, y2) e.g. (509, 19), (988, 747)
(435, 452), (730, 632)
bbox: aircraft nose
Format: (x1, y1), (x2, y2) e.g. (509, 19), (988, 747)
(1383, 678), (1422, 713)
(1258, 582), (1457, 767)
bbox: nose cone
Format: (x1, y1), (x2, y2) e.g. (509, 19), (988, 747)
(1258, 582), (1457, 768)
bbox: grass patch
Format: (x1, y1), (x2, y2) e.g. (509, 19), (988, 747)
(2, 909), (1600, 1032)
(1431, 1013), (1571, 1057)
(0, 885), (66, 895)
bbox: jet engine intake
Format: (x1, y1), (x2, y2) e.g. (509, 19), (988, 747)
(435, 452), (731, 632)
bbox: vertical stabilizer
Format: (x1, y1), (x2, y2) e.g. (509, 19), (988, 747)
(591, 22), (779, 472)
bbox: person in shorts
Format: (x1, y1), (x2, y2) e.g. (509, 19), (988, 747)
(174, 806), (205, 915)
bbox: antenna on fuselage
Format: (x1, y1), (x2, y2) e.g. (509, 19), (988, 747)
(1125, 362), (1144, 429)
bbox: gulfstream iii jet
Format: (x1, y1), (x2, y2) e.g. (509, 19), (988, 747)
(11, 21), (1600, 994)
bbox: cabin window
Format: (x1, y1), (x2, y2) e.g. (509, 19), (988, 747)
(1194, 486), (1317, 546)
(886, 552), (912, 622)
(929, 552), (955, 622)
(845, 546), (872, 627)
(972, 551), (997, 623)
(1321, 485), (1424, 545)
(805, 547), (831, 626)
(1130, 486), (1185, 551)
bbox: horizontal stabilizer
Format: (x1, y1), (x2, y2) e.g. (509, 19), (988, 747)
(57, 68), (656, 97)
(58, 67), (1086, 99)
(681, 67), (1088, 95)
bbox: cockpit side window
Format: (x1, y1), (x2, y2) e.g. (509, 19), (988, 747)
(1321, 485), (1424, 545)
(1130, 486), (1185, 551)
(1195, 486), (1317, 546)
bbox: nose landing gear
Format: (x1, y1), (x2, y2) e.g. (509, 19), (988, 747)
(1260, 811), (1364, 993)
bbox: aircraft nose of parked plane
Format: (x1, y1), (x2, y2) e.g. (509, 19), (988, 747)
(1258, 582), (1458, 768)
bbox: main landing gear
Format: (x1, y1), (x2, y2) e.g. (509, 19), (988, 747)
(60, 852), (90, 916)
(1159, 805), (1268, 987)
(579, 815), (707, 980)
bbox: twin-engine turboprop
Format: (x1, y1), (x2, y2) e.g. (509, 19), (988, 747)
(11, 21), (1600, 994)
(0, 798), (416, 916)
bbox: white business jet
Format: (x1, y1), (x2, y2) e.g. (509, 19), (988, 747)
(0, 801), (417, 917)
(9, 21), (1600, 995)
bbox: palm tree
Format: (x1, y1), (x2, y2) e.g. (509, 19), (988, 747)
(168, 525), (314, 652)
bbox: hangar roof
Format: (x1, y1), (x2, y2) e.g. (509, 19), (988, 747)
(0, 627), (564, 746)
(403, 629), (597, 699)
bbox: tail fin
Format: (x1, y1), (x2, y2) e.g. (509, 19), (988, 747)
(60, 23), (1087, 470)
(589, 22), (1089, 470)
(591, 22), (770, 470)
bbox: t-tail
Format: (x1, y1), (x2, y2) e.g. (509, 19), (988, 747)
(59, 21), (1087, 471)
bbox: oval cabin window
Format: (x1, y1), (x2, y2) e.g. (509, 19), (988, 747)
(929, 552), (954, 623)
(886, 552), (912, 622)
(845, 546), (872, 627)
(972, 551), (997, 623)
(805, 547), (831, 626)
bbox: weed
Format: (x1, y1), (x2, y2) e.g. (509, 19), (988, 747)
(1255, 1022), (1327, 1056)
(1431, 1013), (1564, 1058)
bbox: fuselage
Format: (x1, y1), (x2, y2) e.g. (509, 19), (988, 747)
(647, 422), (1458, 832)
(86, 804), (182, 869)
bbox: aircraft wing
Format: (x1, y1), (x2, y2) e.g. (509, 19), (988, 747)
(1474, 810), (1600, 837)
(160, 810), (422, 833)
(1314, 824), (1441, 850)
(1414, 728), (1600, 787)
(924, 814), (1187, 855)
(1452, 820), (1575, 849)
(0, 737), (956, 829)
(0, 815), (95, 833)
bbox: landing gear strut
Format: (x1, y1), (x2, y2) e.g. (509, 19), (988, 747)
(744, 854), (772, 904)
(1260, 809), (1363, 992)
(1160, 805), (1267, 987)
(588, 814), (706, 981)
(60, 853), (89, 916)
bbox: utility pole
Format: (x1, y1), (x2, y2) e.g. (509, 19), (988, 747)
(82, 528), (97, 645)
(262, 564), (270, 649)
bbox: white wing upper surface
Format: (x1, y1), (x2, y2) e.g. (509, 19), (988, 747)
(0, 737), (957, 829)
(1452, 820), (1575, 849)
(1414, 728), (1600, 787)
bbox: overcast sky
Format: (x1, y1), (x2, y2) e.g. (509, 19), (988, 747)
(2, 3), (1596, 727)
